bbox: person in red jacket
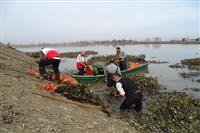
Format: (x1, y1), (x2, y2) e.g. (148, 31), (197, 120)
(39, 48), (61, 82)
(76, 51), (87, 75)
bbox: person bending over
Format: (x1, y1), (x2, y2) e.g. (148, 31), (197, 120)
(112, 74), (143, 112)
(39, 48), (61, 82)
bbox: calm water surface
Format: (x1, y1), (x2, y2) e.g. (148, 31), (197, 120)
(17, 44), (200, 97)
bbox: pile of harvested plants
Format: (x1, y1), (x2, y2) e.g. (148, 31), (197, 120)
(57, 84), (101, 106)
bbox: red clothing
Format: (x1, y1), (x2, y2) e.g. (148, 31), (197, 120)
(45, 50), (60, 60)
(76, 62), (86, 69)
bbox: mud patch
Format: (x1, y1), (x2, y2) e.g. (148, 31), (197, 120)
(1, 102), (21, 124)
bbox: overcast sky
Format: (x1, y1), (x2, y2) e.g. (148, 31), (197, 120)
(1, 0), (199, 44)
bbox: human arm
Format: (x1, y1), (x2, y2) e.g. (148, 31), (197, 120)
(117, 67), (122, 75)
(116, 83), (125, 96)
(39, 50), (45, 60)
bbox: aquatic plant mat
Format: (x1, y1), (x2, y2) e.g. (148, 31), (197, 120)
(169, 58), (200, 70)
(127, 91), (200, 132)
(60, 51), (98, 58)
(82, 72), (199, 132)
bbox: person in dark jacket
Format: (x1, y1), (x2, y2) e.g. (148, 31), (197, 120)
(116, 47), (127, 71)
(112, 74), (143, 112)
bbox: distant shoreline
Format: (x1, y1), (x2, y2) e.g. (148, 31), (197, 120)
(7, 41), (200, 48)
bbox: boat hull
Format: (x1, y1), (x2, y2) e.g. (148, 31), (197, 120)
(71, 63), (149, 83)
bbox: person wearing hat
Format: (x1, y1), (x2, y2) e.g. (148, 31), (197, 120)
(39, 47), (61, 82)
(116, 47), (127, 71)
(104, 59), (121, 87)
(111, 74), (143, 112)
(76, 51), (87, 75)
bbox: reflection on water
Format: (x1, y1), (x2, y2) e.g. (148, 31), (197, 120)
(17, 44), (200, 96)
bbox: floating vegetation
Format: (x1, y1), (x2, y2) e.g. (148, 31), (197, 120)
(88, 55), (138, 64)
(146, 60), (168, 64)
(179, 71), (200, 78)
(60, 51), (98, 58)
(169, 63), (183, 68)
(181, 58), (200, 66)
(128, 91), (200, 132)
(169, 58), (200, 70)
(128, 74), (160, 95)
(184, 88), (200, 92)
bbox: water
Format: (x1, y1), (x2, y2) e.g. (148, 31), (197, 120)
(17, 44), (200, 96)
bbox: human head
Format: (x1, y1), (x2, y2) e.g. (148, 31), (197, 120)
(116, 47), (121, 53)
(109, 58), (115, 64)
(111, 74), (121, 82)
(80, 51), (86, 56)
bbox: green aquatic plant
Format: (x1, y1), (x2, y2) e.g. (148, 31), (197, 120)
(129, 74), (160, 95)
(181, 58), (200, 66)
(129, 91), (200, 132)
(60, 51), (98, 58)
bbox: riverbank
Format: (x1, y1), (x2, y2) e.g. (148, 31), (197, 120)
(10, 40), (200, 48)
(0, 44), (137, 133)
(1, 44), (199, 132)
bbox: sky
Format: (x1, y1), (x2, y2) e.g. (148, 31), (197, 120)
(0, 0), (199, 44)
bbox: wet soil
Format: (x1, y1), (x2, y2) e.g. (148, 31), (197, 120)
(0, 44), (136, 133)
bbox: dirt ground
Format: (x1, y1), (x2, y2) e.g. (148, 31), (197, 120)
(0, 44), (137, 133)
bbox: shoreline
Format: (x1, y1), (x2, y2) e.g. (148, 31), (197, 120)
(7, 41), (200, 48)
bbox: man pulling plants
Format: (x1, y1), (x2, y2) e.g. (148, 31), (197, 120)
(111, 74), (143, 112)
(39, 48), (61, 82)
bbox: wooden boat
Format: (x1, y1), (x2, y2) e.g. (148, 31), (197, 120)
(70, 63), (149, 83)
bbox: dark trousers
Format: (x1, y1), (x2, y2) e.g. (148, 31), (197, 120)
(78, 68), (85, 75)
(107, 74), (116, 87)
(119, 60), (127, 71)
(39, 59), (60, 82)
(120, 92), (143, 112)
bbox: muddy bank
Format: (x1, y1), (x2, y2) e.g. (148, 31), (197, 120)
(0, 44), (137, 133)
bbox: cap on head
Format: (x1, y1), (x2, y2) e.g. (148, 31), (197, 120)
(116, 47), (121, 50)
(111, 73), (121, 80)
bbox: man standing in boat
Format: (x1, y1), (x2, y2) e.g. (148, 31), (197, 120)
(116, 47), (127, 71)
(76, 51), (87, 75)
(104, 59), (121, 87)
(112, 74), (143, 112)
(39, 48), (61, 82)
